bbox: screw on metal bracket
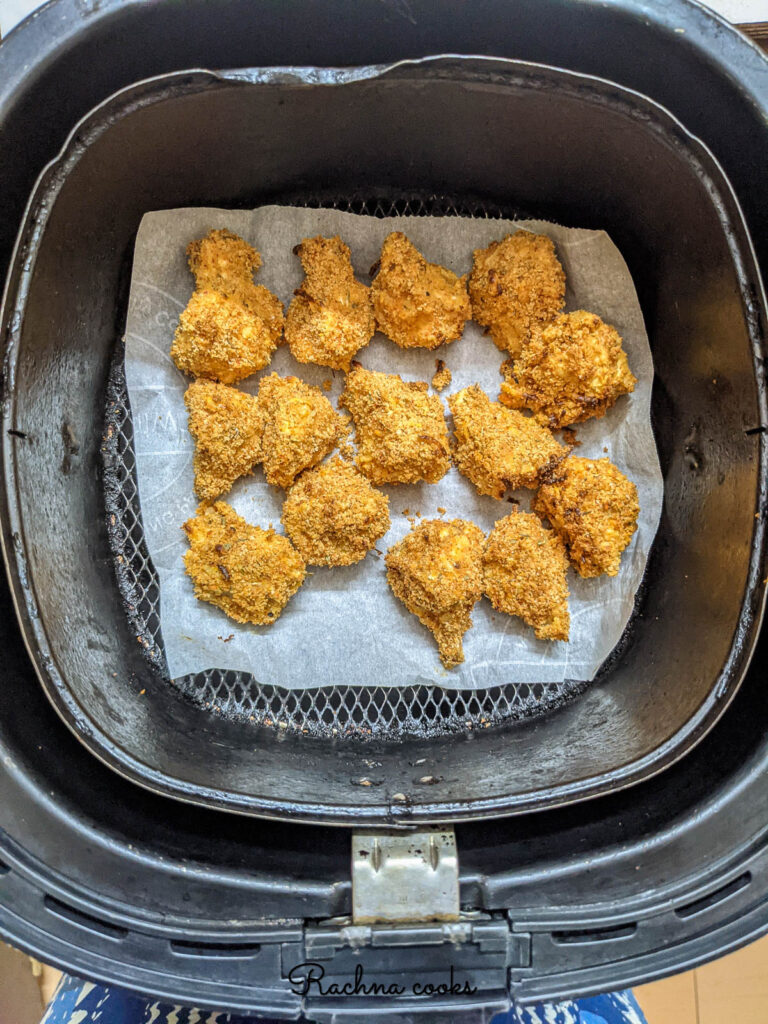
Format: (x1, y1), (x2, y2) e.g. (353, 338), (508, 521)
(351, 827), (459, 925)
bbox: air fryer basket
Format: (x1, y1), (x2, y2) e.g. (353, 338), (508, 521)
(2, 58), (766, 824)
(104, 192), (592, 741)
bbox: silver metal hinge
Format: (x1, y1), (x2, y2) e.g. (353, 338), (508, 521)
(352, 827), (459, 924)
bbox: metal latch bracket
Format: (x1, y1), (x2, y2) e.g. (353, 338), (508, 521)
(352, 827), (459, 924)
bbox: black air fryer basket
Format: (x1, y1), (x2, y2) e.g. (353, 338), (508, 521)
(3, 56), (766, 824)
(1, 1), (768, 1018)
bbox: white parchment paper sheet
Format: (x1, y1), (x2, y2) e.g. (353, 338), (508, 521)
(124, 207), (663, 689)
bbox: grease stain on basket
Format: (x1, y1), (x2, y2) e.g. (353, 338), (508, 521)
(61, 421), (80, 474)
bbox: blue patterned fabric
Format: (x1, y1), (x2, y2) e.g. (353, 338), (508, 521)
(41, 975), (242, 1024)
(42, 975), (648, 1024)
(493, 990), (648, 1023)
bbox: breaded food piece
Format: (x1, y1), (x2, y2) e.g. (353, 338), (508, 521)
(533, 456), (639, 578)
(371, 232), (471, 350)
(187, 227), (284, 334)
(281, 457), (390, 566)
(500, 310), (637, 429)
(255, 373), (346, 489)
(285, 235), (374, 370)
(187, 228), (262, 295)
(171, 289), (280, 384)
(171, 229), (284, 383)
(448, 385), (566, 499)
(469, 230), (566, 357)
(340, 364), (451, 485)
(185, 379), (263, 501)
(183, 501), (305, 625)
(386, 518), (485, 668)
(483, 511), (569, 641)
(432, 359), (452, 392)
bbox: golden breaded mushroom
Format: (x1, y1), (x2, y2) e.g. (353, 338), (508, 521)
(285, 235), (375, 371)
(448, 385), (566, 499)
(171, 289), (279, 384)
(483, 511), (570, 641)
(183, 501), (306, 625)
(469, 230), (566, 357)
(371, 232), (471, 350)
(187, 227), (285, 337)
(500, 310), (636, 429)
(255, 373), (346, 489)
(185, 379), (263, 501)
(171, 229), (284, 384)
(282, 457), (390, 566)
(533, 456), (639, 578)
(340, 364), (451, 485)
(187, 228), (262, 296)
(386, 518), (485, 668)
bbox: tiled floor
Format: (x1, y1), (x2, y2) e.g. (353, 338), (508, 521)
(0, 943), (46, 1023)
(2, 934), (767, 1021)
(635, 932), (768, 1024)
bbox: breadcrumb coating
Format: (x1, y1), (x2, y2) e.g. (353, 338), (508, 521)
(483, 512), (570, 641)
(469, 230), (566, 356)
(255, 373), (346, 489)
(183, 501), (305, 625)
(282, 457), (390, 566)
(432, 359), (452, 392)
(171, 289), (279, 384)
(187, 228), (284, 334)
(371, 232), (471, 350)
(386, 518), (485, 668)
(448, 385), (566, 499)
(500, 310), (636, 428)
(533, 456), (639, 578)
(171, 229), (284, 383)
(184, 379), (263, 501)
(340, 364), (451, 485)
(187, 228), (262, 295)
(285, 235), (374, 370)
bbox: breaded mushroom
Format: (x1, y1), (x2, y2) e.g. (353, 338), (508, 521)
(171, 229), (284, 383)
(448, 385), (566, 499)
(281, 457), (390, 566)
(500, 310), (636, 429)
(186, 227), (285, 333)
(371, 232), (471, 350)
(533, 456), (639, 578)
(285, 235), (375, 370)
(187, 228), (262, 296)
(185, 379), (263, 501)
(340, 364), (451, 485)
(255, 373), (346, 489)
(171, 289), (279, 384)
(386, 518), (485, 668)
(469, 230), (566, 357)
(482, 512), (570, 641)
(183, 501), (305, 625)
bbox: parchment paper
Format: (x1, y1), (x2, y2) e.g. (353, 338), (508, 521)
(124, 207), (663, 689)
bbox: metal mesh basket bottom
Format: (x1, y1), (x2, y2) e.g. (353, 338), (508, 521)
(102, 192), (591, 740)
